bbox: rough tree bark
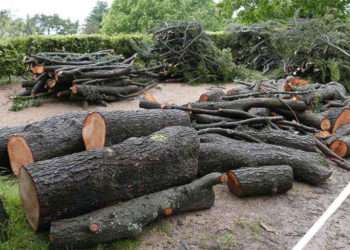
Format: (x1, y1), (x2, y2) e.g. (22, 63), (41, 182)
(198, 134), (332, 185)
(19, 126), (199, 231)
(49, 173), (223, 249)
(190, 98), (307, 112)
(198, 127), (318, 152)
(227, 165), (293, 197)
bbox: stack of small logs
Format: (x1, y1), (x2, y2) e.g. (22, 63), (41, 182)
(18, 50), (160, 105)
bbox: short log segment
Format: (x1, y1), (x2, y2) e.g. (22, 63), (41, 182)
(320, 107), (350, 133)
(199, 89), (225, 102)
(19, 126), (199, 231)
(329, 135), (350, 158)
(227, 165), (293, 197)
(199, 134), (332, 185)
(7, 112), (89, 176)
(0, 198), (8, 242)
(83, 110), (191, 149)
(49, 173), (222, 249)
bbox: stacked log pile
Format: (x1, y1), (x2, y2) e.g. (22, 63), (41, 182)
(17, 50), (160, 106)
(140, 78), (350, 183)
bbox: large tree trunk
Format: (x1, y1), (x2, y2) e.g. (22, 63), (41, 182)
(227, 165), (293, 197)
(49, 173), (223, 249)
(19, 126), (199, 231)
(190, 98), (307, 112)
(0, 198), (8, 242)
(198, 134), (332, 185)
(198, 127), (318, 152)
(198, 89), (225, 102)
(7, 112), (89, 176)
(83, 110), (191, 150)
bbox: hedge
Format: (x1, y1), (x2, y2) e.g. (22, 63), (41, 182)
(0, 34), (150, 79)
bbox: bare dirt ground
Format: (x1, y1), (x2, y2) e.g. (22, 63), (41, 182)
(1, 83), (349, 250)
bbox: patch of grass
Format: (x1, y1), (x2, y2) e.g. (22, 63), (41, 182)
(0, 76), (22, 86)
(216, 232), (237, 249)
(236, 218), (262, 240)
(0, 177), (140, 250)
(154, 220), (173, 236)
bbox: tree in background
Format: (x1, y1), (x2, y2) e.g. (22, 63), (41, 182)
(219, 0), (350, 23)
(83, 1), (109, 34)
(102, 0), (223, 34)
(0, 11), (79, 37)
(0, 10), (26, 37)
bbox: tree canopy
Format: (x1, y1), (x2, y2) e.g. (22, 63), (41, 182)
(220, 0), (350, 24)
(83, 1), (109, 34)
(102, 0), (223, 34)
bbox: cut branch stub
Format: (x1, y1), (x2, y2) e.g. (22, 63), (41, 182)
(82, 112), (106, 150)
(227, 165), (293, 197)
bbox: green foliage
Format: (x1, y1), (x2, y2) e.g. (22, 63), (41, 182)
(102, 0), (223, 34)
(84, 1), (109, 34)
(220, 0), (350, 24)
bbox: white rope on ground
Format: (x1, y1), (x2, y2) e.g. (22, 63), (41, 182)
(292, 182), (350, 250)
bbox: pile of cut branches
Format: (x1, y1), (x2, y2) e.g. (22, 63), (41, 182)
(145, 21), (234, 83)
(140, 77), (350, 174)
(14, 50), (160, 109)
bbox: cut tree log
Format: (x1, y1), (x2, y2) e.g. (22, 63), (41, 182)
(320, 107), (350, 133)
(301, 82), (347, 105)
(0, 126), (24, 174)
(198, 127), (318, 152)
(272, 109), (323, 129)
(19, 126), (199, 231)
(329, 135), (350, 158)
(198, 134), (332, 185)
(0, 198), (8, 242)
(7, 112), (89, 176)
(227, 165), (293, 197)
(49, 173), (223, 249)
(82, 110), (191, 149)
(198, 88), (225, 102)
(190, 98), (307, 112)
